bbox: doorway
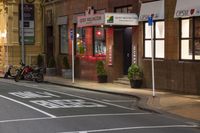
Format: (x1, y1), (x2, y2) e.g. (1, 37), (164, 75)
(123, 27), (132, 75)
(46, 26), (54, 63)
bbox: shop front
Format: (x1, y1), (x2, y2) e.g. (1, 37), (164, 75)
(74, 7), (138, 81)
(138, 0), (200, 94)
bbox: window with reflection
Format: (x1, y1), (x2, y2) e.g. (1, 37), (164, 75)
(115, 6), (133, 13)
(59, 25), (68, 54)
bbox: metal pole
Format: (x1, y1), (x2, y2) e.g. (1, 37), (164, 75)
(72, 39), (75, 83)
(21, 0), (25, 64)
(151, 23), (155, 97)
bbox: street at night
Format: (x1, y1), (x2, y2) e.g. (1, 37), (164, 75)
(0, 79), (199, 133)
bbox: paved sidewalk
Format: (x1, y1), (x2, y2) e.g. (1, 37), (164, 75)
(44, 76), (200, 122)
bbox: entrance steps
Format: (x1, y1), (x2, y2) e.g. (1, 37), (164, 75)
(113, 75), (130, 86)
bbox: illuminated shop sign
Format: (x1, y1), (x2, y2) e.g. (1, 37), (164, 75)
(105, 13), (138, 26)
(139, 0), (164, 21)
(77, 13), (138, 27)
(174, 0), (200, 18)
(77, 14), (104, 27)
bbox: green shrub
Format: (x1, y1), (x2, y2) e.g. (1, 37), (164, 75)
(37, 54), (44, 67)
(128, 64), (143, 80)
(63, 56), (70, 69)
(96, 60), (107, 76)
(48, 57), (56, 68)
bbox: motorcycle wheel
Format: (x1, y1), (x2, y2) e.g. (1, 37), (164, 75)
(14, 74), (20, 82)
(4, 72), (8, 79)
(35, 73), (44, 83)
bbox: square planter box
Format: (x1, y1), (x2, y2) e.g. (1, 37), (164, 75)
(46, 68), (57, 76)
(61, 69), (72, 79)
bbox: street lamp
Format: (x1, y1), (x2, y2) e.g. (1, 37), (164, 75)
(21, 0), (25, 64)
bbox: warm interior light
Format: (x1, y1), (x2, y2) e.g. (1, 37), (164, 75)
(96, 31), (101, 36)
(76, 33), (80, 38)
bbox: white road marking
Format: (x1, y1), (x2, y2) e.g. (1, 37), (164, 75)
(30, 99), (106, 109)
(0, 80), (136, 110)
(102, 99), (136, 103)
(0, 112), (150, 123)
(0, 95), (56, 118)
(58, 125), (199, 133)
(21, 84), (136, 111)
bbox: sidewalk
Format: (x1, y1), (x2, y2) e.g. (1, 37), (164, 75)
(44, 76), (200, 122)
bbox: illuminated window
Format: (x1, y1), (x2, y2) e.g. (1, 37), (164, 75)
(94, 27), (106, 57)
(76, 28), (86, 55)
(180, 18), (200, 60)
(144, 21), (165, 59)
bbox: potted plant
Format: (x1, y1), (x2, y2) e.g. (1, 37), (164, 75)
(61, 56), (72, 78)
(128, 64), (143, 88)
(96, 60), (107, 83)
(46, 56), (57, 76)
(37, 54), (44, 67)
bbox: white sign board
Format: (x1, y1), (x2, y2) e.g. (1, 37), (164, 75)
(105, 13), (138, 26)
(174, 0), (200, 18)
(139, 0), (164, 21)
(77, 14), (104, 27)
(57, 16), (67, 25)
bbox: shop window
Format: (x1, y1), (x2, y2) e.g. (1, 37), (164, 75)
(94, 27), (106, 57)
(76, 28), (86, 55)
(59, 25), (68, 54)
(180, 18), (200, 60)
(144, 21), (165, 59)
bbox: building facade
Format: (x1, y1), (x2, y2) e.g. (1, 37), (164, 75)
(0, 0), (43, 72)
(43, 0), (200, 94)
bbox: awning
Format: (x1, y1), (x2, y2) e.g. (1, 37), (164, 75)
(77, 13), (138, 27)
(174, 0), (200, 18)
(139, 0), (164, 21)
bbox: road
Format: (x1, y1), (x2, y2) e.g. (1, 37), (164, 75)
(0, 79), (199, 133)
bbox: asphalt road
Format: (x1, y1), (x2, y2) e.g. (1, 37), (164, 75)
(0, 79), (199, 133)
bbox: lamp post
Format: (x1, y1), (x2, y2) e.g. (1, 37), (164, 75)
(21, 0), (25, 64)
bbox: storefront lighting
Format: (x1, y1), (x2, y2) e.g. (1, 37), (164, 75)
(96, 31), (101, 36)
(101, 25), (104, 28)
(76, 33), (80, 38)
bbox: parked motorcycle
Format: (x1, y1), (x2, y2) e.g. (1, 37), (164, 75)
(14, 62), (44, 83)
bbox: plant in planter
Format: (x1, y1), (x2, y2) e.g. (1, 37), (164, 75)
(61, 56), (72, 78)
(128, 64), (143, 88)
(96, 60), (107, 83)
(37, 54), (44, 67)
(46, 57), (57, 76)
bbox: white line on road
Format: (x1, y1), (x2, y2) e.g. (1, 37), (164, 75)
(0, 95), (56, 118)
(0, 112), (150, 123)
(58, 125), (199, 133)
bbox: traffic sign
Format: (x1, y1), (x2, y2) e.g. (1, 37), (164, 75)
(148, 16), (153, 26)
(70, 29), (74, 40)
